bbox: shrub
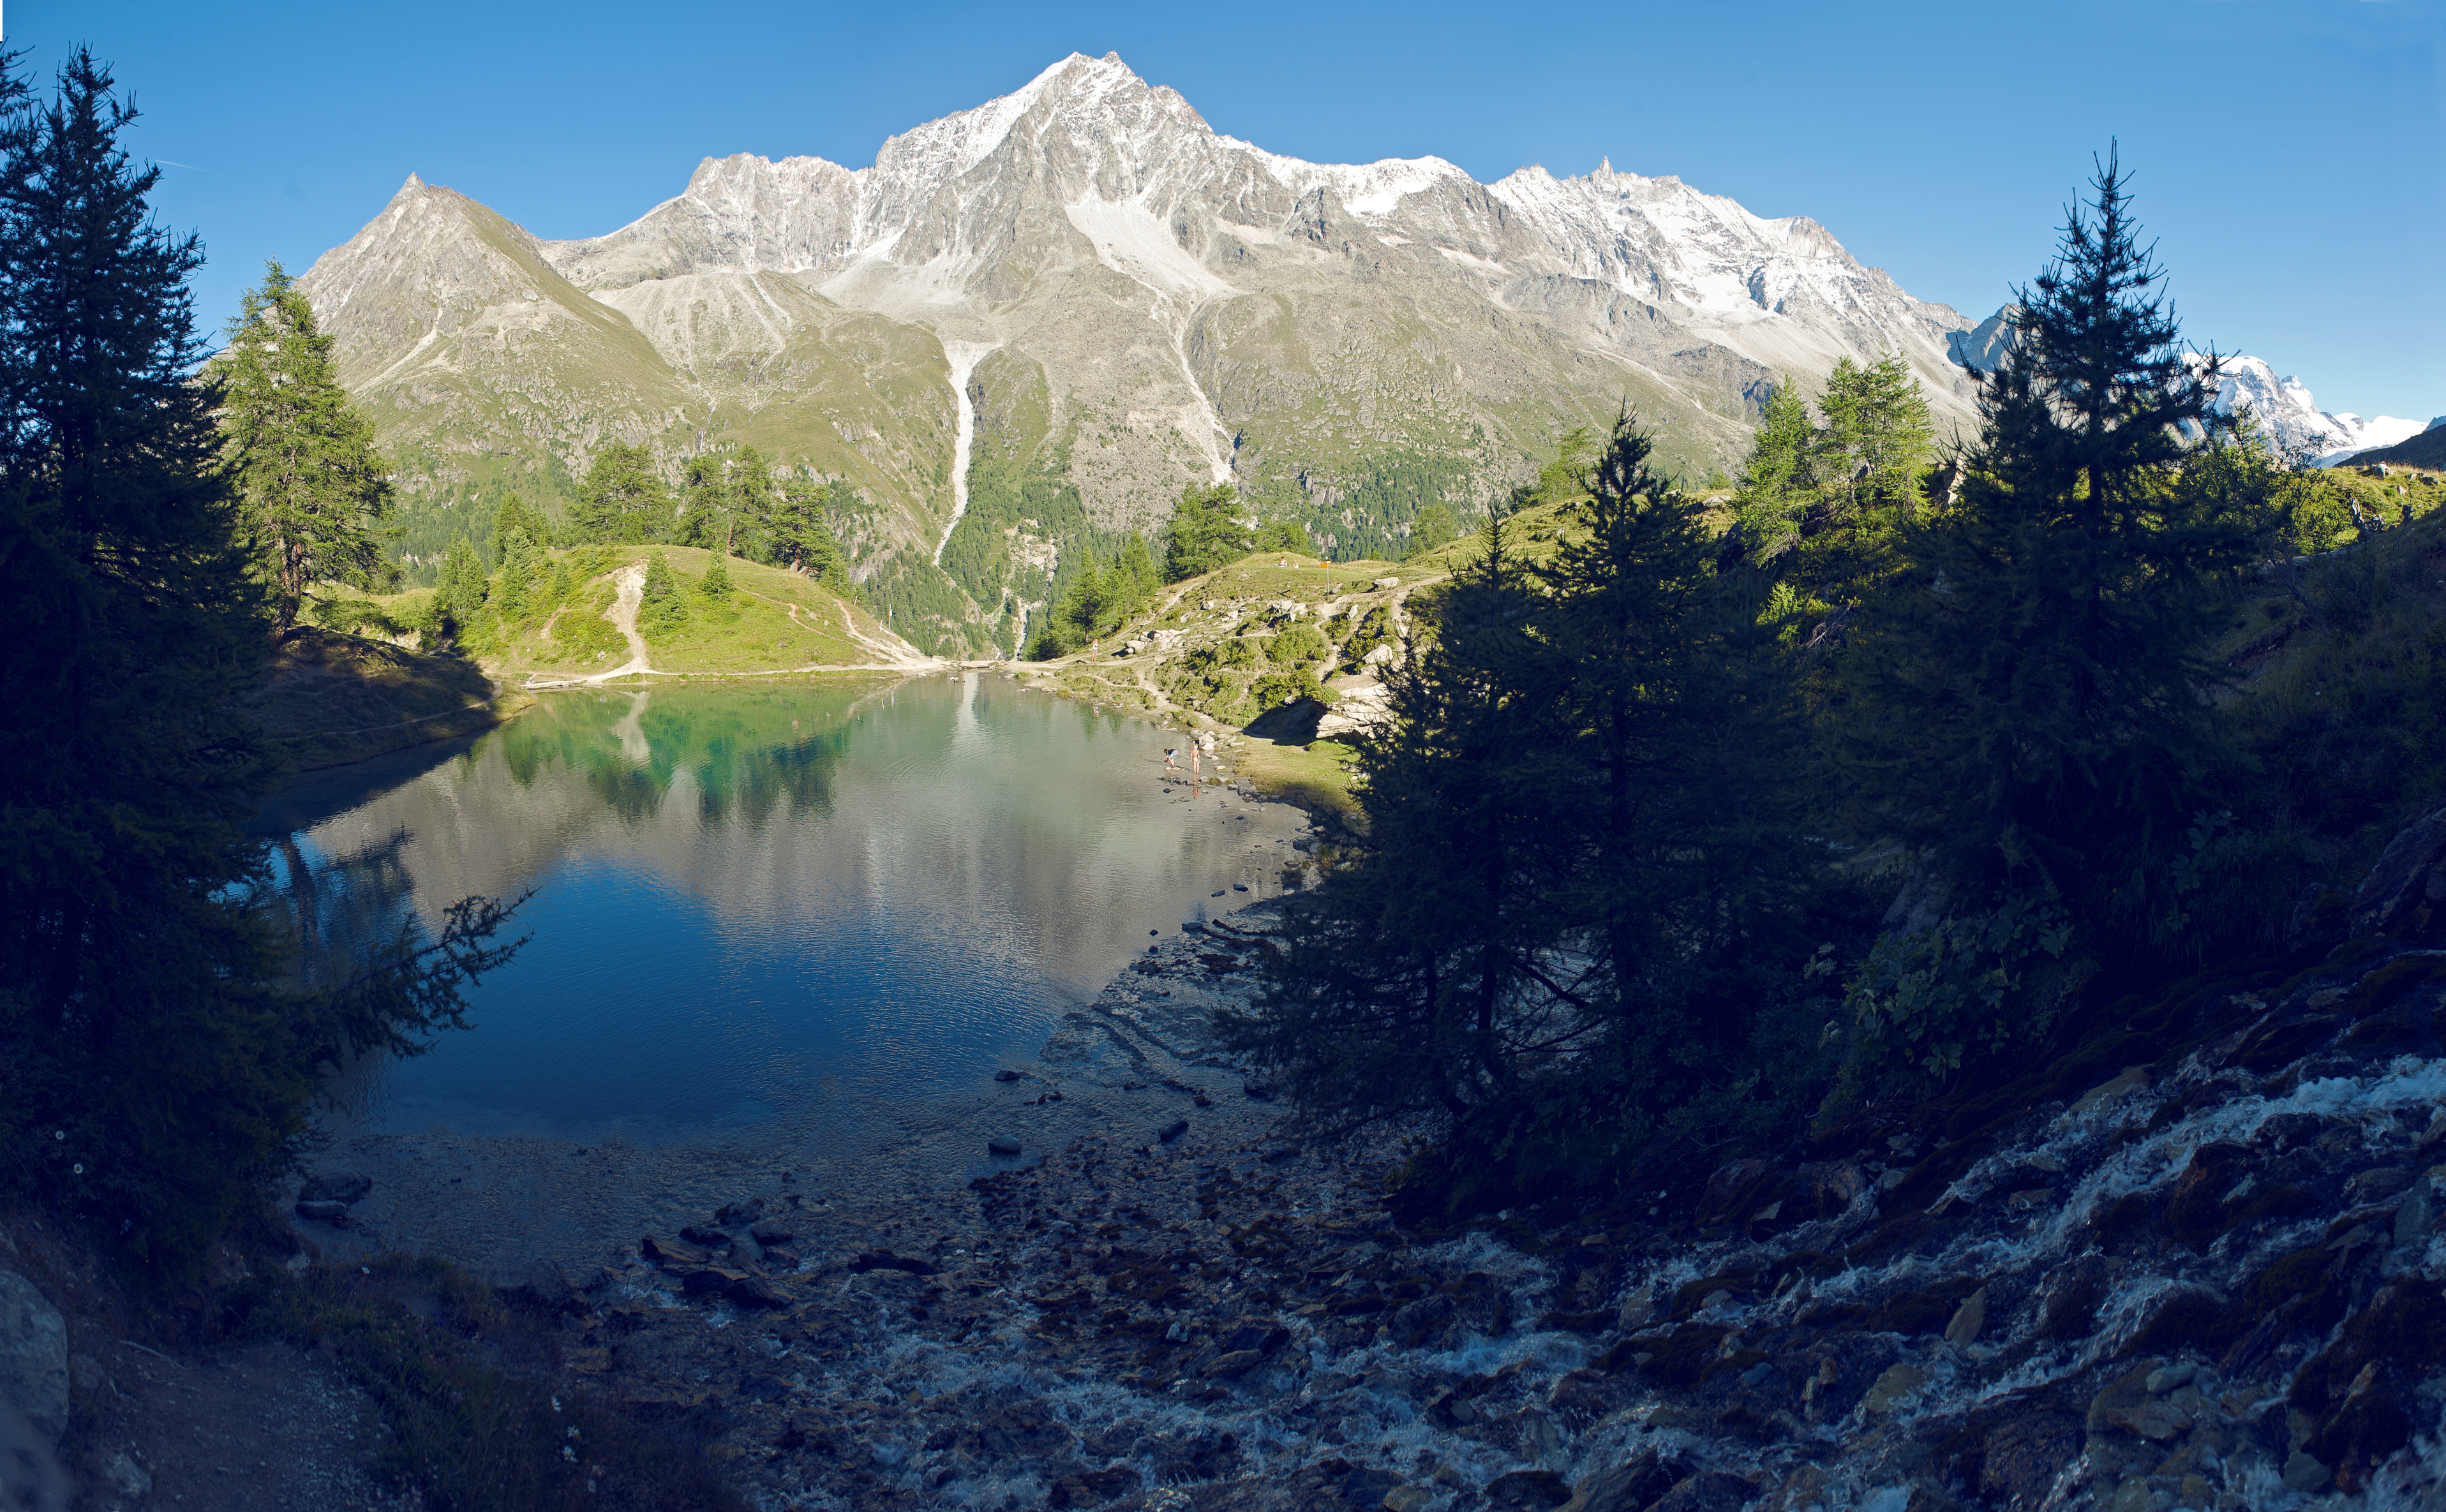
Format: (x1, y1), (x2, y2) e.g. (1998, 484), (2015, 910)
(1251, 670), (1329, 711)
(1268, 623), (1330, 665)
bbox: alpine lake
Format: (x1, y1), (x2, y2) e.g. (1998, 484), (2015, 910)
(257, 672), (1315, 1186)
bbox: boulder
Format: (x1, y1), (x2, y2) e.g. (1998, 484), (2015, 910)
(849, 1251), (937, 1276)
(1697, 1157), (1774, 1225)
(1558, 1449), (1688, 1512)
(2348, 803), (2446, 939)
(1979, 1407), (2082, 1508)
(749, 1217), (797, 1244)
(294, 1199), (351, 1225)
(713, 1196), (766, 1227)
(0, 1396), (68, 1511)
(1647, 1472), (1758, 1512)
(641, 1234), (711, 1268)
(0, 1271), (67, 1446)
(988, 1138), (1022, 1157)
(726, 1275), (791, 1310)
(682, 1267), (751, 1297)
(1158, 1118), (1189, 1143)
(1488, 1469), (1571, 1508)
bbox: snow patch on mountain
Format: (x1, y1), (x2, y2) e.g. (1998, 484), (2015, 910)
(1063, 195), (1234, 299)
(2205, 355), (2425, 465)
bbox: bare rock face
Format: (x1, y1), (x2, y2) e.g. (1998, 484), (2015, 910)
(0, 1270), (68, 1447)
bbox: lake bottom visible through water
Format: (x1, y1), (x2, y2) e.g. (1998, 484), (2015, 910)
(263, 672), (1317, 1224)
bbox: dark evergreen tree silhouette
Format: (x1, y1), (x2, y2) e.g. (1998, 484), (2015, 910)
(1832, 148), (2263, 944)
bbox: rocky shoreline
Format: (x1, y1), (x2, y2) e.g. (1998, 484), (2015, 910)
(274, 813), (2446, 1512)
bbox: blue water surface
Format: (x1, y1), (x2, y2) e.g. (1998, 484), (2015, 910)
(265, 672), (1309, 1144)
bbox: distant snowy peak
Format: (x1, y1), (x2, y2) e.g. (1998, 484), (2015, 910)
(535, 50), (1972, 406)
(2204, 355), (2425, 466)
(1948, 306), (2417, 467)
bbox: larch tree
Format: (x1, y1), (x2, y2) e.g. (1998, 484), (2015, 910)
(569, 440), (667, 544)
(218, 260), (392, 632)
(1163, 482), (1251, 581)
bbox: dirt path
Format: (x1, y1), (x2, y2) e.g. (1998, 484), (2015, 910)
(584, 562), (656, 684)
(525, 567), (942, 689)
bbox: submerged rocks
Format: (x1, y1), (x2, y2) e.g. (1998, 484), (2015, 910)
(299, 1171), (372, 1204)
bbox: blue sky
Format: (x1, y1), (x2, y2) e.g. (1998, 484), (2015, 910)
(24, 0), (2443, 419)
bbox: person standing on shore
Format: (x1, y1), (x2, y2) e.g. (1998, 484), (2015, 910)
(1190, 743), (1201, 797)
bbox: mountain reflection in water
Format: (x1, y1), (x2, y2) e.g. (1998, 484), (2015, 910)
(269, 673), (1311, 1145)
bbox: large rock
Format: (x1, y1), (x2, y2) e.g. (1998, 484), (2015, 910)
(0, 1395), (68, 1512)
(1558, 1449), (1689, 1512)
(2348, 803), (2446, 939)
(0, 1271), (68, 1446)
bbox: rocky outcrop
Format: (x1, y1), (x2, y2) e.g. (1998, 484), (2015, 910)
(0, 1270), (66, 1447)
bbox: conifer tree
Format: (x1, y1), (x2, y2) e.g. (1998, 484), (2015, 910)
(698, 550), (733, 603)
(486, 492), (550, 563)
(675, 452), (722, 549)
(765, 471), (848, 584)
(724, 444), (773, 560)
(1833, 151), (2263, 945)
(493, 524), (537, 622)
(1406, 502), (1460, 560)
(569, 440), (667, 544)
(1817, 354), (1933, 532)
(1731, 376), (1817, 561)
(1164, 482), (1251, 580)
(217, 261), (392, 631)
(1231, 419), (1818, 1199)
(637, 549), (687, 641)
(431, 535), (485, 640)
(1116, 531), (1158, 601)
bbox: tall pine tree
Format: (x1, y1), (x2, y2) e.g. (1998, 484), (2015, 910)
(1731, 376), (1817, 561)
(1833, 151), (2263, 946)
(216, 261), (392, 631)
(1163, 482), (1251, 581)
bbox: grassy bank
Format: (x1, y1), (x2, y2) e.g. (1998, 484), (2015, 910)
(251, 626), (518, 773)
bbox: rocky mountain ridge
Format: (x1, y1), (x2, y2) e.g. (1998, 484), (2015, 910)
(297, 52), (1981, 658)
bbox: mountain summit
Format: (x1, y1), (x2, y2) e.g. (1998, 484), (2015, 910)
(300, 52), (1980, 656)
